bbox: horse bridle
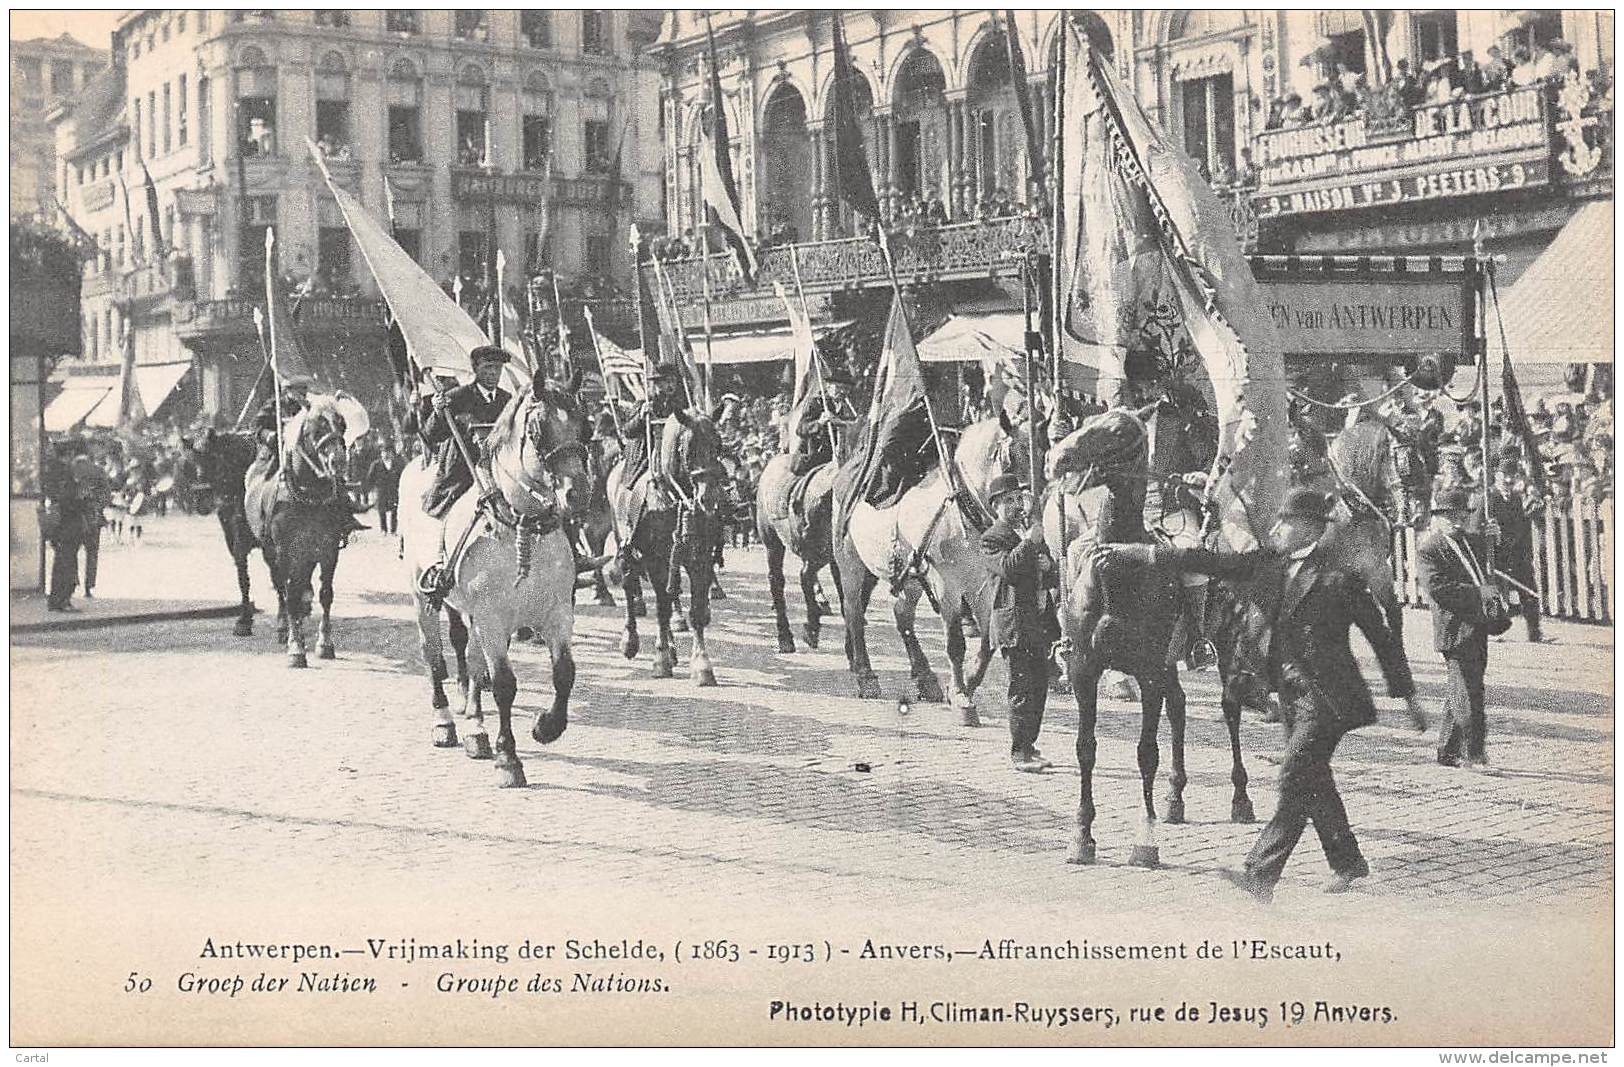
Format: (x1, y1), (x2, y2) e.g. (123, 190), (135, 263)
(492, 401), (589, 512)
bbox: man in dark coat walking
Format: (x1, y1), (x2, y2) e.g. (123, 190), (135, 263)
(366, 445), (406, 534)
(981, 473), (1060, 772)
(43, 444), (84, 611)
(1418, 485), (1503, 768)
(420, 345), (512, 519)
(1093, 487), (1424, 901)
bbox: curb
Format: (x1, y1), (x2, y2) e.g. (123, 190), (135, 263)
(12, 604), (248, 634)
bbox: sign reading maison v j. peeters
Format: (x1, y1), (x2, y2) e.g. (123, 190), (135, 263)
(1252, 85), (1553, 218)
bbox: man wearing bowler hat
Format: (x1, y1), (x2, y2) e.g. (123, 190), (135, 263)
(1090, 487), (1424, 901)
(1417, 485), (1504, 768)
(982, 473), (1060, 772)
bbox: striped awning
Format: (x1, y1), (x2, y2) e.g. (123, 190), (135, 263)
(1499, 201), (1614, 365)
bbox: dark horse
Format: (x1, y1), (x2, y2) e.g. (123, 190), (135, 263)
(754, 451), (839, 654)
(606, 410), (728, 684)
(243, 400), (354, 668)
(188, 428), (261, 636)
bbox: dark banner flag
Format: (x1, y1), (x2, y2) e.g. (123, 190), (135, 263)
(701, 20), (758, 284)
(141, 162), (165, 258)
(829, 13), (880, 225)
(1003, 11), (1044, 205)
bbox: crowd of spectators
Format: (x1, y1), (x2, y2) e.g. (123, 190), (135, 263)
(1263, 36), (1600, 138)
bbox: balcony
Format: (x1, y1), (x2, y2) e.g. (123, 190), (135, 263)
(123, 255), (195, 308)
(645, 215), (1046, 315)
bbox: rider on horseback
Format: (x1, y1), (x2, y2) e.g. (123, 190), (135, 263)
(790, 370), (859, 477)
(617, 363), (686, 484)
(417, 344), (514, 603)
(252, 377), (368, 538)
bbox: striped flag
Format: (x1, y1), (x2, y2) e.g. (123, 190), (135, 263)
(584, 308), (647, 403)
(701, 18), (757, 284)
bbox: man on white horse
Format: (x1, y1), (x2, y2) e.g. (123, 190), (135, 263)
(418, 344), (514, 601)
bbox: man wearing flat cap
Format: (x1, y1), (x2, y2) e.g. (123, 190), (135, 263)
(791, 370), (859, 478)
(982, 473), (1060, 772)
(1091, 487), (1424, 902)
(421, 344), (512, 519)
(1418, 485), (1504, 768)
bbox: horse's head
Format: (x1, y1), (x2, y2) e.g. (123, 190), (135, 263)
(667, 408), (728, 515)
(497, 376), (593, 519)
(1045, 405), (1152, 490)
(288, 403), (351, 487)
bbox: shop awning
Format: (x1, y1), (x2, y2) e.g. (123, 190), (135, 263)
(42, 379), (115, 433)
(668, 321), (852, 365)
(133, 360), (193, 415)
(1499, 200), (1613, 366)
(918, 313), (1027, 363)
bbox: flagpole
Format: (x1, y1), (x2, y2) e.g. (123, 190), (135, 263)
(789, 245), (837, 462)
(582, 305), (628, 444)
(1049, 25), (1066, 401)
(652, 255), (698, 411)
(629, 225), (657, 471)
(699, 230), (716, 411)
(551, 273), (569, 381)
(264, 228), (285, 464)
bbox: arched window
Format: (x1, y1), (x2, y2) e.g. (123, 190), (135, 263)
(235, 46), (277, 158)
(822, 69), (874, 235)
(387, 58), (423, 164)
(891, 49), (947, 202)
(315, 52), (351, 159)
(1166, 11), (1249, 183)
(966, 32), (1019, 209)
(760, 84), (811, 242)
(455, 64), (490, 165)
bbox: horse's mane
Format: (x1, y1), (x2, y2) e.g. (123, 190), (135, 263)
(485, 380), (586, 460)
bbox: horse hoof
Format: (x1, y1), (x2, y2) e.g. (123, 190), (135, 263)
(620, 634), (640, 660)
(1231, 798), (1257, 824)
(915, 677), (945, 704)
(288, 653), (308, 669)
(432, 723), (458, 748)
(593, 594), (616, 608)
(631, 599), (647, 618)
(318, 645), (336, 660)
(1163, 798), (1186, 825)
(1128, 845), (1161, 869)
(233, 620), (253, 637)
(803, 626), (820, 650)
(960, 706), (981, 728)
(652, 657), (674, 679)
(673, 616), (690, 634)
(777, 635), (796, 654)
(532, 712), (567, 745)
(495, 760), (527, 789)
(464, 732), (494, 760)
(857, 674), (882, 700)
(275, 629), (288, 645)
(694, 667), (718, 687)
(1066, 838), (1097, 865)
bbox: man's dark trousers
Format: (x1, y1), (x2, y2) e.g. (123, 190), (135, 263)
(49, 533), (80, 607)
(1439, 631), (1489, 763)
(1005, 645), (1048, 756)
(1246, 688), (1366, 886)
(81, 521), (102, 593)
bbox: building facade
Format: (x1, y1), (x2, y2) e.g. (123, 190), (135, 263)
(647, 10), (1612, 400)
(52, 9), (665, 422)
(11, 34), (106, 219)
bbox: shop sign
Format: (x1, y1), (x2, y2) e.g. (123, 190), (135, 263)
(453, 172), (551, 202)
(1259, 277), (1469, 358)
(1254, 158), (1549, 218)
(1256, 86), (1551, 186)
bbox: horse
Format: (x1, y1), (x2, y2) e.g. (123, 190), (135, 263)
(242, 399), (356, 668)
(397, 375), (593, 788)
(575, 431), (621, 608)
(187, 428), (261, 637)
(830, 409), (1042, 721)
(605, 409), (728, 685)
(755, 452), (840, 654)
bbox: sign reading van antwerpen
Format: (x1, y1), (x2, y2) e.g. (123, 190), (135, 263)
(1259, 277), (1468, 358)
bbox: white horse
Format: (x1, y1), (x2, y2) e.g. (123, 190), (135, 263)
(398, 377), (593, 788)
(831, 411), (1043, 722)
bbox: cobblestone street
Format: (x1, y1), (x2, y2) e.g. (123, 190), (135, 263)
(10, 514), (1615, 1045)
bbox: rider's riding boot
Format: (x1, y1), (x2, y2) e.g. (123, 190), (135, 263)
(418, 557), (453, 609)
(1183, 581), (1218, 671)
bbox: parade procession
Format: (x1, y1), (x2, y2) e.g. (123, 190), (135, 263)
(9, 9), (1617, 1051)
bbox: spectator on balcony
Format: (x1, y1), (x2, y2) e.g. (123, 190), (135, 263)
(926, 196), (948, 226)
(1390, 59), (1424, 110)
(1510, 46), (1539, 88)
(459, 136), (484, 166)
(1311, 83), (1343, 124)
(1481, 47), (1512, 92)
(1233, 148), (1258, 188)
